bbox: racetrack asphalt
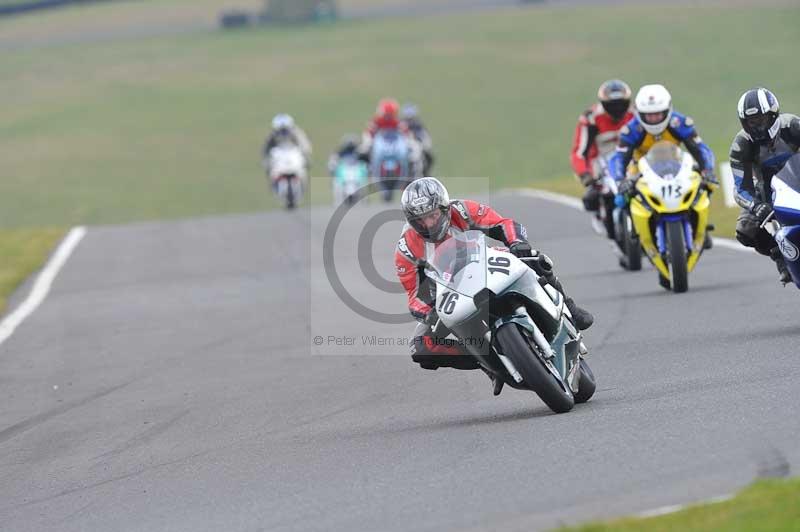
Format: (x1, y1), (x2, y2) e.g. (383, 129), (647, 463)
(0, 191), (798, 531)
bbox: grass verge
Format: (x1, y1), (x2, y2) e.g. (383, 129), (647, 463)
(559, 477), (800, 532)
(0, 228), (66, 315)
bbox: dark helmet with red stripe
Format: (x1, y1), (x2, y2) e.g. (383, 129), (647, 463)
(401, 177), (451, 242)
(737, 88), (780, 144)
(597, 79), (632, 122)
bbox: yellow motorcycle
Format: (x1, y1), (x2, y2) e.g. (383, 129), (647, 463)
(625, 142), (712, 293)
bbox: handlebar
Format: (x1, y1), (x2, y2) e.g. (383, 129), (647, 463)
(760, 210), (776, 229)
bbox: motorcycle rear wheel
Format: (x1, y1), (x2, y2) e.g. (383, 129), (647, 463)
(621, 212), (642, 271)
(573, 359), (596, 404)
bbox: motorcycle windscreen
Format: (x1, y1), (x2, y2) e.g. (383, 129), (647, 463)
(644, 142), (684, 179)
(424, 230), (487, 298)
(773, 154), (800, 227)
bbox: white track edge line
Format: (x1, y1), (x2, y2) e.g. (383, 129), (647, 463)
(0, 226), (87, 346)
(634, 493), (734, 519)
(504, 188), (752, 253)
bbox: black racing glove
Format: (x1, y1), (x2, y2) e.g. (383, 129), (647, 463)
(579, 172), (595, 187)
(509, 241), (533, 258)
(752, 202), (772, 223)
(701, 169), (719, 190)
(424, 308), (440, 326)
(617, 178), (636, 197)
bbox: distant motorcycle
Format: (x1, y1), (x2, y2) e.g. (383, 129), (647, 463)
(370, 129), (413, 202)
(265, 143), (307, 210)
(762, 153), (800, 287)
(424, 229), (596, 413)
(589, 152), (619, 241)
(623, 142), (712, 292)
(332, 155), (368, 206)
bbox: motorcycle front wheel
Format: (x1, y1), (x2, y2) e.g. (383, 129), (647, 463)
(666, 220), (689, 293)
(495, 324), (574, 413)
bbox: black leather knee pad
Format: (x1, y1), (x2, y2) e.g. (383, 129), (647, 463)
(582, 189), (600, 212)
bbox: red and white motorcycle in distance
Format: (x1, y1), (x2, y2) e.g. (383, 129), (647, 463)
(264, 143), (307, 210)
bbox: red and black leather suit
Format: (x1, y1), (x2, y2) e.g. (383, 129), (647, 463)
(394, 199), (527, 369)
(570, 102), (634, 180)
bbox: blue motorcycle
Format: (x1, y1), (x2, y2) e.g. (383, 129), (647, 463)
(765, 153), (800, 287)
(370, 129), (411, 202)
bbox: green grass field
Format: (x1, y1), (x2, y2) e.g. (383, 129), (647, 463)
(2, 1), (798, 228)
(1, 2), (797, 307)
(560, 477), (800, 532)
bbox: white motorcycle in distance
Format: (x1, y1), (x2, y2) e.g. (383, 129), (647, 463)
(265, 143), (307, 210)
(425, 230), (596, 414)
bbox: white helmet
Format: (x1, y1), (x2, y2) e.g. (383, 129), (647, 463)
(635, 84), (673, 136)
(271, 113), (295, 131)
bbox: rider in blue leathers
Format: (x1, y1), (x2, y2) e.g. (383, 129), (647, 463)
(610, 85), (717, 196)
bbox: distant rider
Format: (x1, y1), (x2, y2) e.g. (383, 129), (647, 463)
(358, 98), (422, 175)
(731, 87), (800, 284)
(262, 114), (312, 176)
(401, 103), (435, 175)
(570, 79), (634, 212)
(396, 177), (594, 395)
(327, 134), (361, 175)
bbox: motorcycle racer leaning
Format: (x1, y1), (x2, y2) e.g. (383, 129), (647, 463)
(395, 178), (594, 394)
(731, 87), (800, 284)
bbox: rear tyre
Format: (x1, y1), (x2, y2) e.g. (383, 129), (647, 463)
(573, 359), (596, 404)
(618, 211), (642, 271)
(666, 220), (689, 293)
(602, 195), (616, 239)
(285, 177), (296, 210)
(495, 324), (574, 413)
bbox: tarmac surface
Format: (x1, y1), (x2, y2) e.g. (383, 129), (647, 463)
(1, 191), (797, 531)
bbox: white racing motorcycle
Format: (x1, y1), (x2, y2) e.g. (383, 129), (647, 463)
(424, 230), (596, 413)
(265, 143), (307, 209)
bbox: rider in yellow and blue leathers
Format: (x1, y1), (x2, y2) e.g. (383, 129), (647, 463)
(610, 84), (717, 197)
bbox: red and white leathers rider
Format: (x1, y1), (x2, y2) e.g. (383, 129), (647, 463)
(358, 98), (422, 174)
(570, 80), (634, 211)
(396, 178), (594, 394)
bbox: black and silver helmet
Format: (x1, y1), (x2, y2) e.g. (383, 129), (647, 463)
(401, 177), (451, 242)
(737, 88), (780, 144)
(597, 79), (632, 122)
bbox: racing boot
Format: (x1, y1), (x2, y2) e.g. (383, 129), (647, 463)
(703, 223), (715, 250)
(770, 248), (792, 285)
(527, 252), (594, 330)
(480, 368), (505, 396)
(564, 297), (594, 331)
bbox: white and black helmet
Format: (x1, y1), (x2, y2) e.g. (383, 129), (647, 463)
(271, 113), (295, 131)
(737, 88), (780, 144)
(635, 84), (673, 136)
(401, 177), (451, 242)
